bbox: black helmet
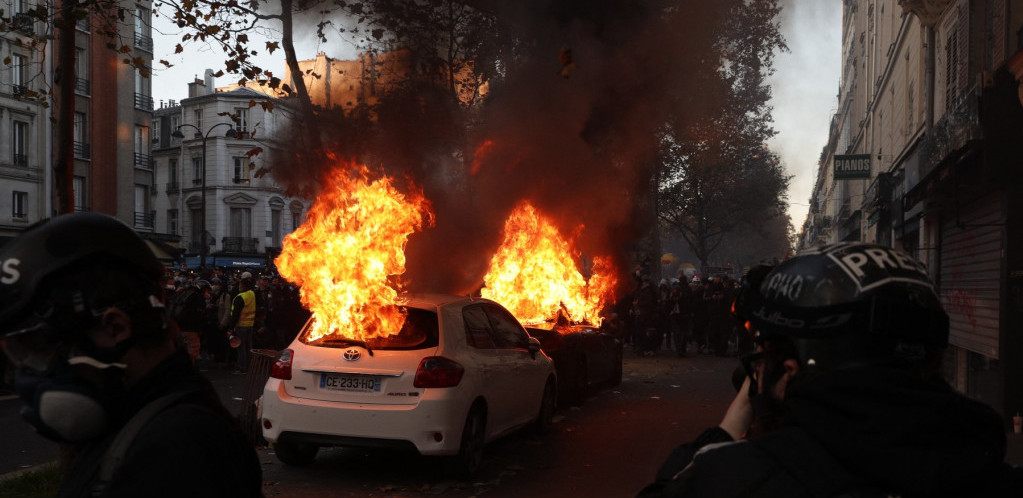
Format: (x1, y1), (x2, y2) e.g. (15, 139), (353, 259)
(733, 242), (948, 369)
(0, 212), (165, 337)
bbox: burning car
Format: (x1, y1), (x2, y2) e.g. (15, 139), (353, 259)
(525, 318), (622, 406)
(259, 294), (557, 476)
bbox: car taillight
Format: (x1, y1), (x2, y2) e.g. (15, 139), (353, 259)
(270, 348), (293, 380)
(414, 356), (464, 388)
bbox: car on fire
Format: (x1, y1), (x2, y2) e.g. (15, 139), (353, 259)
(525, 317), (623, 406)
(259, 294), (558, 476)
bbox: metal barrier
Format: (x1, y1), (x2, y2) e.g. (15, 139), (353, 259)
(239, 348), (278, 445)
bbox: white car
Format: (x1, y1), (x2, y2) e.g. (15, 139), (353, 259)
(260, 294), (557, 476)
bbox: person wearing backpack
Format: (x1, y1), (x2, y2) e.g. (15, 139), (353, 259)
(0, 213), (262, 497)
(639, 243), (1022, 497)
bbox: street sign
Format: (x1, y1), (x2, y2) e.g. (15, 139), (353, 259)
(835, 154), (871, 179)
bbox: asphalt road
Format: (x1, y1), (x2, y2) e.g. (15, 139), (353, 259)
(1, 352), (741, 496)
(254, 353), (739, 497)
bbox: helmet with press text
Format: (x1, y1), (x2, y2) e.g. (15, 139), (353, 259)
(732, 242), (948, 369)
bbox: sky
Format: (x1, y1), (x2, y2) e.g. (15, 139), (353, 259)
(150, 0), (843, 234)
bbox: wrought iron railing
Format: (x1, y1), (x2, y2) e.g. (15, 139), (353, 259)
(222, 237), (258, 253)
(134, 211), (154, 229)
(13, 154), (27, 167)
(74, 77), (90, 95)
(135, 33), (153, 52)
(73, 141), (90, 159)
(13, 13), (33, 34)
(134, 153), (152, 169)
(134, 93), (153, 110)
(166, 182), (179, 193)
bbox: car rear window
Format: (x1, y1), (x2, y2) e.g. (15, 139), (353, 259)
(300, 307), (439, 350)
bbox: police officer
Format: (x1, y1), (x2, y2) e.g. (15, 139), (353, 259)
(0, 213), (262, 497)
(639, 242), (1022, 497)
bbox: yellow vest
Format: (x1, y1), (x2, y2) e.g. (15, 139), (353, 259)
(233, 289), (257, 327)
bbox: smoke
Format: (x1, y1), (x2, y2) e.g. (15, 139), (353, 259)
(273, 0), (739, 295)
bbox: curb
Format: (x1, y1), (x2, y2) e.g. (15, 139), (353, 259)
(0, 461), (58, 483)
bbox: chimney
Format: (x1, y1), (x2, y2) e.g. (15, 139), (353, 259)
(204, 69), (215, 93)
(188, 77), (206, 98)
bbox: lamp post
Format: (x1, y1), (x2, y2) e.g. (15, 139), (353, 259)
(172, 122), (236, 271)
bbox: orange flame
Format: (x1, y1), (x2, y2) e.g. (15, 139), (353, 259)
(275, 160), (433, 342)
(481, 201), (617, 325)
(470, 139), (495, 176)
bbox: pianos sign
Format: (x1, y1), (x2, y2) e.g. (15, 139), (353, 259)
(834, 154), (871, 179)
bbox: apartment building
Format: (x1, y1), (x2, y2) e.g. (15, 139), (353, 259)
(151, 73), (306, 269)
(0, 0), (155, 241)
(800, 0), (1023, 419)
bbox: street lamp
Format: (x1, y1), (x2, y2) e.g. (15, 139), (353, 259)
(172, 122), (236, 271)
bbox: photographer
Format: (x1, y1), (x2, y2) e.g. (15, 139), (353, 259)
(639, 243), (1022, 497)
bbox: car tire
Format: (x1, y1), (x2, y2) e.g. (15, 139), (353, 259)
(447, 404), (486, 479)
(610, 348), (623, 387)
(534, 379), (557, 434)
(274, 439), (319, 466)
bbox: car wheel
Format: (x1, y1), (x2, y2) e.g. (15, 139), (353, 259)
(534, 379), (557, 434)
(610, 348), (623, 387)
(274, 440), (319, 466)
(447, 404), (486, 479)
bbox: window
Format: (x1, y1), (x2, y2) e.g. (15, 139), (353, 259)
(74, 113), (88, 159)
(945, 29), (958, 110)
(73, 176), (85, 211)
(230, 208), (252, 237)
(134, 7), (148, 37)
(168, 209), (179, 234)
(484, 304), (529, 349)
(12, 54), (26, 95)
(74, 47), (88, 93)
(233, 157), (250, 183)
(12, 121), (27, 166)
(170, 115), (181, 144)
(192, 157), (203, 185)
(193, 109), (203, 131)
(463, 306), (496, 348)
(152, 119), (160, 145)
(271, 210), (281, 247)
(135, 67), (150, 96)
(12, 191), (27, 219)
(169, 158), (178, 184)
(191, 208), (202, 246)
(234, 108), (248, 133)
(74, 112), (87, 143)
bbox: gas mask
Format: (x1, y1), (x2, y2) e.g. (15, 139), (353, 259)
(3, 323), (128, 444)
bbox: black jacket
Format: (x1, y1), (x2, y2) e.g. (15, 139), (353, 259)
(57, 349), (263, 497)
(639, 366), (1023, 497)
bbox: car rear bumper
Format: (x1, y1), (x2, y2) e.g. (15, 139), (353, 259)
(260, 378), (469, 456)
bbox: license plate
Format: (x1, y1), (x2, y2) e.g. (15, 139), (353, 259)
(320, 373), (381, 393)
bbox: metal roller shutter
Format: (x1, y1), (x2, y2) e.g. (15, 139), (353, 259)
(939, 192), (1002, 358)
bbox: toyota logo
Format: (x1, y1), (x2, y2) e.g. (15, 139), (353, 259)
(343, 349), (361, 361)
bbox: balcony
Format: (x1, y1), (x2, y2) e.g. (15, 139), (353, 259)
(917, 85), (981, 186)
(232, 176), (250, 185)
(76, 16), (89, 32)
(74, 77), (90, 95)
(13, 154), (27, 167)
(134, 211), (154, 229)
(13, 13), (33, 35)
(134, 153), (152, 170)
(135, 33), (153, 52)
(12, 84), (27, 97)
(73, 142), (91, 159)
(166, 181), (179, 193)
(222, 237), (258, 253)
(134, 93), (153, 111)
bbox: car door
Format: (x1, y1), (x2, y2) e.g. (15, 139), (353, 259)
(482, 303), (545, 429)
(461, 304), (512, 435)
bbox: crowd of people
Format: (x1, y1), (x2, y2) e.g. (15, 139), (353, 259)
(616, 268), (750, 359)
(161, 267), (310, 373)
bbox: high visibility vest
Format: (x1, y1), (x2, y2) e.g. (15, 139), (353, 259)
(234, 290), (257, 327)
